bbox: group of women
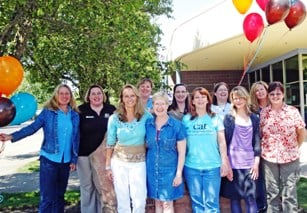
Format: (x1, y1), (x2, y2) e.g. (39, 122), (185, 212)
(0, 79), (305, 213)
(216, 81), (305, 213)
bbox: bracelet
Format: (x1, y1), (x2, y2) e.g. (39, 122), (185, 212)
(105, 166), (111, 170)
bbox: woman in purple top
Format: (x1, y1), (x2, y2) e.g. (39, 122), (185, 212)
(220, 86), (261, 213)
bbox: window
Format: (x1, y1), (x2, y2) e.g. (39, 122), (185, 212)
(272, 61), (283, 82)
(249, 72), (255, 85)
(285, 56), (299, 83)
(261, 66), (270, 83)
(255, 70), (260, 81)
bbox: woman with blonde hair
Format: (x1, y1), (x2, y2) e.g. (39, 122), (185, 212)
(220, 86), (260, 213)
(0, 84), (80, 212)
(106, 84), (152, 213)
(249, 81), (268, 213)
(250, 81), (269, 114)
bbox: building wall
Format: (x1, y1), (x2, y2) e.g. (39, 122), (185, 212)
(178, 70), (248, 93)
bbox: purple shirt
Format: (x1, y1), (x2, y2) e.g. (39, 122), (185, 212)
(228, 123), (254, 169)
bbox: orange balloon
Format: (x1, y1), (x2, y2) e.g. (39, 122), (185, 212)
(0, 56), (24, 96)
(232, 0), (253, 14)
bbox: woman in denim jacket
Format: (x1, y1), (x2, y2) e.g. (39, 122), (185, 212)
(0, 84), (80, 213)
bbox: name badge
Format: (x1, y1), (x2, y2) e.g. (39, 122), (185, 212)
(86, 116), (94, 118)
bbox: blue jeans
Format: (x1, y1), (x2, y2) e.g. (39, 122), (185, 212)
(184, 166), (221, 213)
(39, 156), (70, 213)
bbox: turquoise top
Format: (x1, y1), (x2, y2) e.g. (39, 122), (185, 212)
(182, 113), (224, 170)
(41, 109), (72, 163)
(107, 110), (152, 146)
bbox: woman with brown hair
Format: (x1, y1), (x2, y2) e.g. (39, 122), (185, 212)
(260, 81), (305, 212)
(182, 87), (230, 212)
(78, 84), (117, 213)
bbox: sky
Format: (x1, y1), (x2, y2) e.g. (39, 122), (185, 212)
(157, 0), (216, 59)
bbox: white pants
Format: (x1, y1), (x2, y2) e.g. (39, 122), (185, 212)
(111, 158), (147, 213)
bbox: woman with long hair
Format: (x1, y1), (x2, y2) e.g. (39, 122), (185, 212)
(0, 84), (80, 213)
(221, 86), (260, 213)
(106, 84), (152, 213)
(250, 81), (268, 213)
(168, 83), (189, 121)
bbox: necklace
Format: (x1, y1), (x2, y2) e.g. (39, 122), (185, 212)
(218, 103), (227, 112)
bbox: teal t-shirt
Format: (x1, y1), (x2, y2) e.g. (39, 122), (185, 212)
(107, 110), (152, 146)
(182, 113), (224, 170)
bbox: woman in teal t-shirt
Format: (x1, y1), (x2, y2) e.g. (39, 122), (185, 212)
(182, 87), (231, 213)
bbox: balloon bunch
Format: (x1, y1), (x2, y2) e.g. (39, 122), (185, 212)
(0, 56), (37, 127)
(232, 0), (306, 42)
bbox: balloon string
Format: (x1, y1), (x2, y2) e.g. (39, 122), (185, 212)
(238, 27), (268, 85)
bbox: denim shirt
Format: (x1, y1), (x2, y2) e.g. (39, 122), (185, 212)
(223, 113), (261, 157)
(145, 116), (186, 168)
(11, 108), (80, 164)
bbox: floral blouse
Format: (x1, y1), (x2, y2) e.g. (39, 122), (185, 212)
(260, 104), (305, 163)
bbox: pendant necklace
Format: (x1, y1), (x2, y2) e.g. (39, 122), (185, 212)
(219, 103), (227, 112)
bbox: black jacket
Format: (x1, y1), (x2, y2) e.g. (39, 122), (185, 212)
(223, 113), (261, 157)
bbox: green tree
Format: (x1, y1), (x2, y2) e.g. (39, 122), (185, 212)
(0, 0), (176, 100)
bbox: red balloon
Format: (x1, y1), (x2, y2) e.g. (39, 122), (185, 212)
(265, 0), (290, 25)
(284, 0), (306, 29)
(256, 0), (269, 11)
(243, 13), (265, 42)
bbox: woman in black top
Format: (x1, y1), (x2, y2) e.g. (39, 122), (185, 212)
(77, 84), (117, 213)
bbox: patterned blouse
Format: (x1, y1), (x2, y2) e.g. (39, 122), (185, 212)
(260, 104), (305, 163)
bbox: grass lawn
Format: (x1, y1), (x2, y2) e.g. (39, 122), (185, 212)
(298, 177), (307, 210)
(0, 190), (80, 211)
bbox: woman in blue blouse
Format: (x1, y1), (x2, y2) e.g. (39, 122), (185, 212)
(146, 91), (186, 212)
(0, 84), (80, 213)
(106, 84), (152, 213)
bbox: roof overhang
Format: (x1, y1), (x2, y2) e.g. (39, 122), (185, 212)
(176, 18), (307, 71)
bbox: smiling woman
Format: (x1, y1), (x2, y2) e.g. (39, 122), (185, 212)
(106, 84), (153, 213)
(0, 84), (80, 213)
(146, 91), (187, 213)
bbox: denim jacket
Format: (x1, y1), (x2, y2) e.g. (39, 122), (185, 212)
(11, 108), (80, 164)
(223, 113), (261, 157)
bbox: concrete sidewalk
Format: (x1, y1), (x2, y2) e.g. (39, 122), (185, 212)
(0, 123), (79, 193)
